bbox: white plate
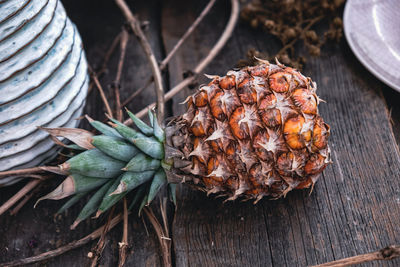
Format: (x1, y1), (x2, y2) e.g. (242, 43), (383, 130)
(344, 0), (400, 92)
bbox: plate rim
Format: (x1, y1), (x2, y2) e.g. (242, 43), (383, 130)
(343, 0), (400, 93)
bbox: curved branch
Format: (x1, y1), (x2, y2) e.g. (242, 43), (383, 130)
(143, 207), (172, 267)
(0, 213), (125, 267)
(160, 0), (217, 71)
(115, 0), (165, 121)
(125, 0), (240, 122)
(0, 179), (42, 216)
(312, 245), (400, 267)
(121, 0), (217, 107)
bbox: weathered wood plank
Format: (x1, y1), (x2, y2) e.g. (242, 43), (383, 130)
(1, 0), (400, 266)
(0, 0), (165, 265)
(383, 88), (400, 147)
(162, 0), (400, 266)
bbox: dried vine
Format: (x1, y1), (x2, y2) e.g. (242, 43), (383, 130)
(239, 0), (345, 69)
(0, 213), (125, 267)
(126, 0), (240, 121)
(312, 245), (400, 267)
(115, 0), (165, 121)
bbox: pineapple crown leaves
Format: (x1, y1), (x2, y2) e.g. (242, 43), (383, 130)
(36, 109), (175, 228)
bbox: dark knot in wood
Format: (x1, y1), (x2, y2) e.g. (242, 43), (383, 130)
(380, 245), (400, 260)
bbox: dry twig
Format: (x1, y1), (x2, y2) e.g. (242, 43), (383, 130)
(99, 32), (123, 78)
(88, 32), (122, 93)
(311, 245), (400, 267)
(0, 178), (44, 216)
(9, 183), (43, 215)
(0, 213), (124, 267)
(90, 206), (116, 267)
(118, 197), (129, 267)
(0, 166), (59, 179)
(240, 0), (344, 69)
(143, 207), (172, 267)
(89, 66), (114, 119)
(121, 0), (217, 107)
(115, 0), (165, 121)
(125, 0), (240, 121)
(160, 197), (169, 241)
(113, 29), (130, 121)
(161, 0), (217, 70)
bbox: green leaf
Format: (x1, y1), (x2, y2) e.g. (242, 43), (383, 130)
(109, 118), (164, 159)
(132, 136), (164, 159)
(148, 109), (154, 127)
(126, 109), (153, 136)
(169, 183), (177, 206)
(147, 169), (167, 204)
(112, 171), (155, 195)
(73, 174), (108, 194)
(66, 144), (86, 150)
(124, 153), (161, 172)
(110, 118), (148, 142)
(57, 192), (86, 214)
(66, 149), (125, 178)
(71, 180), (114, 229)
(152, 111), (165, 143)
(128, 186), (147, 211)
(138, 194), (148, 216)
(92, 135), (139, 161)
(89, 120), (121, 138)
(97, 175), (127, 215)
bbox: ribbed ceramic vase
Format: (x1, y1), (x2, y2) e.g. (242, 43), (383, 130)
(0, 0), (89, 186)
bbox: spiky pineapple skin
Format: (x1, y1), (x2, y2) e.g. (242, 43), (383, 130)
(166, 62), (331, 201)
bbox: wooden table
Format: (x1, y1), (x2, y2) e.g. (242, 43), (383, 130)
(1, 0), (400, 266)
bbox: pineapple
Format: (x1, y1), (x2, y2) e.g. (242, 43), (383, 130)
(37, 60), (330, 227)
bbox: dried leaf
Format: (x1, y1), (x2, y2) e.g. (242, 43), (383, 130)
(39, 127), (94, 150)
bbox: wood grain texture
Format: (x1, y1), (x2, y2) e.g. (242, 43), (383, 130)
(1, 0), (400, 266)
(161, 0), (400, 266)
(383, 88), (400, 147)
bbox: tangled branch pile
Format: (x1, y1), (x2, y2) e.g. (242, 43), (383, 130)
(239, 0), (345, 69)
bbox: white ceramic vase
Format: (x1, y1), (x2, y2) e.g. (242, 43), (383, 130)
(0, 0), (89, 185)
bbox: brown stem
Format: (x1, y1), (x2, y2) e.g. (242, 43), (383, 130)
(99, 32), (123, 78)
(115, 0), (165, 122)
(0, 167), (56, 178)
(89, 66), (114, 119)
(143, 207), (172, 267)
(114, 29), (129, 121)
(311, 245), (400, 267)
(88, 32), (122, 94)
(0, 178), (43, 216)
(160, 197), (169, 238)
(160, 0), (217, 70)
(276, 15), (324, 57)
(121, 84), (147, 107)
(118, 198), (129, 267)
(90, 206), (116, 267)
(121, 0), (217, 107)
(0, 213), (124, 267)
(9, 183), (42, 216)
(125, 0), (240, 121)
